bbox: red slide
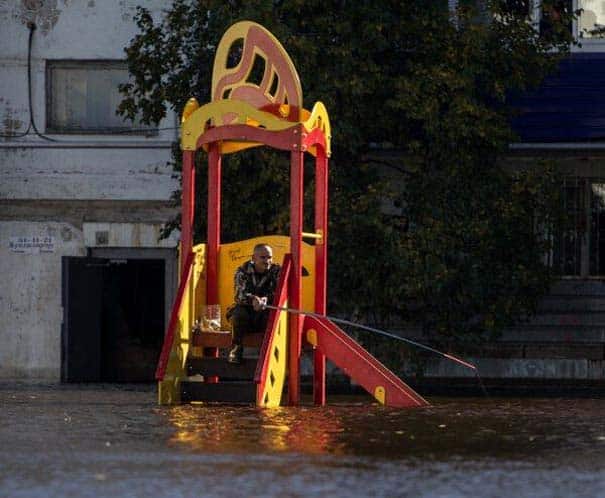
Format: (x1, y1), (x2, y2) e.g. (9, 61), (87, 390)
(304, 315), (429, 408)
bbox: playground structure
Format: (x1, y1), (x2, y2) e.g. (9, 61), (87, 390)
(155, 21), (428, 408)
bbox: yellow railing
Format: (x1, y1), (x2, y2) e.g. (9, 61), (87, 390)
(156, 245), (207, 405)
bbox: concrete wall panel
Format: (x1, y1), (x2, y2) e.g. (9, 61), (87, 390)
(0, 63), (30, 136)
(0, 0), (167, 59)
(0, 146), (176, 200)
(424, 358), (591, 379)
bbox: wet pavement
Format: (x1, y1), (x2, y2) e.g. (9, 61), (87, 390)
(1, 382), (604, 497)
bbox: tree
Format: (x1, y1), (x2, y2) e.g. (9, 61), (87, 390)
(119, 1), (573, 357)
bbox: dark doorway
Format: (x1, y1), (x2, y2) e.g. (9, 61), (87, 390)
(100, 258), (165, 382)
(62, 257), (165, 382)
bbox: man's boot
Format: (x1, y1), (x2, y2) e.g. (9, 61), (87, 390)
(228, 344), (243, 364)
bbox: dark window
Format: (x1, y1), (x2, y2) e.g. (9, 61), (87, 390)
(553, 177), (605, 277)
(554, 177), (584, 276)
(498, 0), (531, 16)
(539, 1), (573, 40)
(589, 181), (605, 274)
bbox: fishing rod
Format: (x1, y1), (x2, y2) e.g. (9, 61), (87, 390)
(255, 298), (488, 396)
(259, 301), (477, 372)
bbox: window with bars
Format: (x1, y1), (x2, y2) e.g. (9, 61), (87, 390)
(553, 177), (605, 277)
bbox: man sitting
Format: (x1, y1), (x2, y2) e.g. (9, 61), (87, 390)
(228, 243), (281, 363)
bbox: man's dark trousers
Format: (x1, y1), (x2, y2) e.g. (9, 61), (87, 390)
(231, 305), (270, 346)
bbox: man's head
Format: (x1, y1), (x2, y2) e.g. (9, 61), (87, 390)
(252, 244), (273, 273)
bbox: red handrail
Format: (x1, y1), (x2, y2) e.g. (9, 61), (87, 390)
(254, 254), (292, 386)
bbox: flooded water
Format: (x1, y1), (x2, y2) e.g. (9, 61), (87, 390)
(1, 382), (604, 498)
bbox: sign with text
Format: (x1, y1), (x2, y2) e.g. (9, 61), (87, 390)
(9, 236), (55, 254)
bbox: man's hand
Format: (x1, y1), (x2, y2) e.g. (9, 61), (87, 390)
(251, 295), (268, 311)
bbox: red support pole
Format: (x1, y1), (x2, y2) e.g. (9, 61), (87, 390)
(205, 143), (221, 380)
(206, 143), (221, 304)
(288, 149), (304, 406)
(313, 148), (328, 405)
(181, 151), (195, 276)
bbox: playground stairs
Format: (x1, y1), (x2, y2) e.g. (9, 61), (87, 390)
(180, 331), (264, 404)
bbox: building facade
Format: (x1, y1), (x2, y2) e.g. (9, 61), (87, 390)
(0, 1), (179, 381)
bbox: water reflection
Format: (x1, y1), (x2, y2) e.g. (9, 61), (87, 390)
(168, 404), (348, 455)
(163, 396), (605, 464)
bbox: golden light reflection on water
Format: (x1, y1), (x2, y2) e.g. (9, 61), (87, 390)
(161, 397), (605, 462)
(167, 404), (348, 455)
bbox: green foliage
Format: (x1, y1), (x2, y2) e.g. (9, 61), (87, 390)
(120, 0), (572, 354)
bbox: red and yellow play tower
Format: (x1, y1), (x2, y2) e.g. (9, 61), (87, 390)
(155, 21), (428, 408)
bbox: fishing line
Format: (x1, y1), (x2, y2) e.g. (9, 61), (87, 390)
(261, 302), (489, 396)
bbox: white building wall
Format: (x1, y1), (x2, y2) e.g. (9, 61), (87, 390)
(1, 144), (176, 200)
(0, 1), (180, 380)
(0, 221), (84, 378)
